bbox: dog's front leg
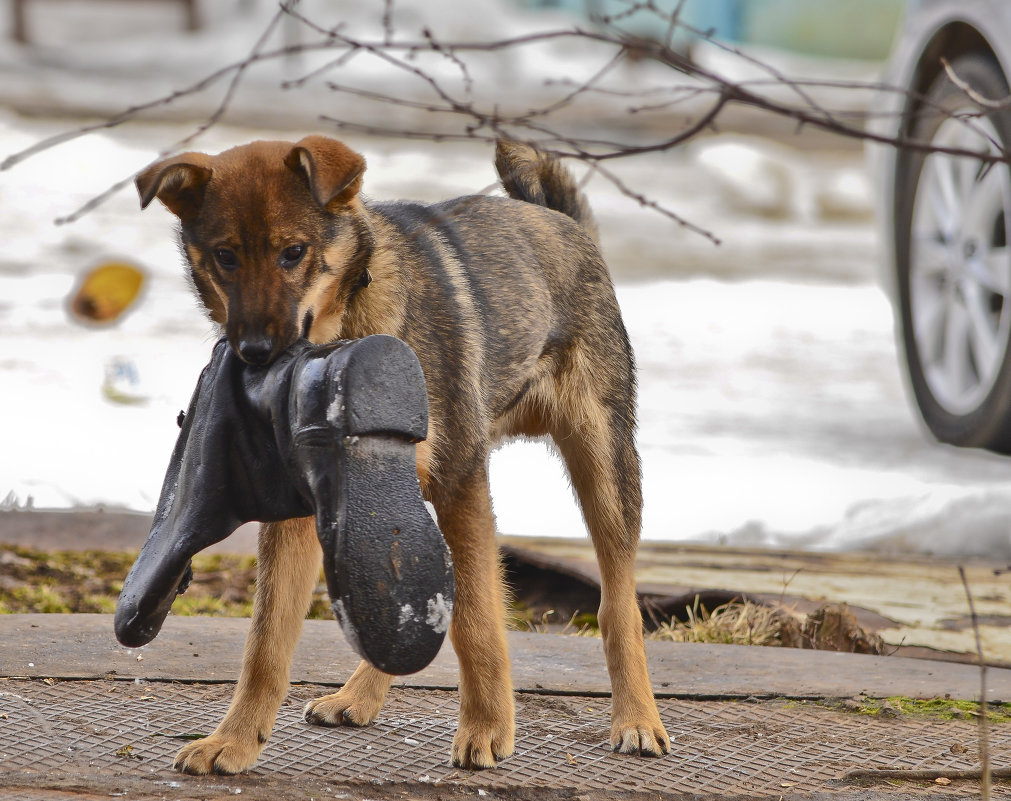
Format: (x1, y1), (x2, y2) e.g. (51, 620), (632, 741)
(174, 516), (321, 775)
(437, 472), (515, 770)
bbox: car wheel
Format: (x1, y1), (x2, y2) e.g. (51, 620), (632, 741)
(895, 53), (1011, 451)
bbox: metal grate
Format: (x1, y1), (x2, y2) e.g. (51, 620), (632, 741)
(1, 679), (1009, 797)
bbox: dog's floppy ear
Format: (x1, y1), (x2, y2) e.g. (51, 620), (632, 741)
(285, 136), (366, 208)
(135, 154), (213, 218)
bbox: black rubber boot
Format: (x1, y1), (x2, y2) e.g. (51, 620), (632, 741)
(114, 336), (453, 676)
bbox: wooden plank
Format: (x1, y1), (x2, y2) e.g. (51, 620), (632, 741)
(4, 613), (1011, 701)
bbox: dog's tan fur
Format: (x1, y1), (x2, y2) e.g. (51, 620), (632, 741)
(136, 136), (670, 773)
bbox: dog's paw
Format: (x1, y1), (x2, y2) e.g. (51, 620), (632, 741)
(173, 734), (263, 775)
(451, 723), (514, 770)
(303, 689), (383, 728)
(611, 717), (671, 758)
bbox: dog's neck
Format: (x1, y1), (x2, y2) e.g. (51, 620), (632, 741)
(326, 207), (409, 343)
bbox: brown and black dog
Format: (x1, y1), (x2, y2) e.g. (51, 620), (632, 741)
(135, 136), (671, 773)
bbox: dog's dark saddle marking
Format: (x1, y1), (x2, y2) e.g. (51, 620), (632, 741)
(114, 335), (454, 676)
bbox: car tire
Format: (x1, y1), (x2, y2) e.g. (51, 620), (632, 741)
(895, 53), (1011, 452)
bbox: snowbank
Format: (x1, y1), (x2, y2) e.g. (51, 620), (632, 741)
(3, 2), (1009, 558)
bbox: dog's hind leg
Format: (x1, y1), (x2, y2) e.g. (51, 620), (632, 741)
(303, 440), (442, 728)
(549, 364), (671, 758)
(174, 516), (321, 775)
(303, 660), (394, 727)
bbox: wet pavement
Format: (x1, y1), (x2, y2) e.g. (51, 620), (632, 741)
(2, 614), (1011, 800)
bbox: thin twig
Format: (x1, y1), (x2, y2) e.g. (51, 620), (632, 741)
(422, 27), (474, 97)
(960, 565), (992, 801)
(49, 1), (295, 225)
(586, 160), (720, 244)
(842, 766), (1011, 783)
(382, 0), (394, 45)
(282, 47), (361, 90)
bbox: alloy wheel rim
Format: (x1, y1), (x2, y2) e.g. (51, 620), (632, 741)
(910, 113), (1011, 415)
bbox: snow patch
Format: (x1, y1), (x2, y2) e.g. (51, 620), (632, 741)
(696, 137), (802, 219)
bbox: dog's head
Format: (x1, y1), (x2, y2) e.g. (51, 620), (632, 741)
(136, 136), (370, 365)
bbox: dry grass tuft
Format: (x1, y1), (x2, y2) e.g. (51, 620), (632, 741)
(649, 598), (803, 647)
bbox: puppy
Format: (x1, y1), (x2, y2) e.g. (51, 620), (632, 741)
(135, 136), (671, 773)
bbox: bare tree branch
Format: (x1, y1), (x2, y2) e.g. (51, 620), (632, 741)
(50, 0), (297, 225)
(4, 0), (1010, 234)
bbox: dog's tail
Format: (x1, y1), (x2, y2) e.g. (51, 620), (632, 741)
(495, 140), (599, 245)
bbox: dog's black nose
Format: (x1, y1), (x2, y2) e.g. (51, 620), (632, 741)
(238, 337), (275, 366)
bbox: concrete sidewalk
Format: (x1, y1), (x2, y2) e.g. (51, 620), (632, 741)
(1, 614), (1010, 800)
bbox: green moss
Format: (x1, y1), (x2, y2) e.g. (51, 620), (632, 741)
(569, 612), (598, 628)
(172, 595), (253, 617)
(504, 601), (600, 634)
(307, 597), (335, 620)
(504, 600), (541, 632)
(6, 585), (72, 614)
(833, 695), (1011, 723)
(81, 595), (118, 614)
(0, 545), (332, 620)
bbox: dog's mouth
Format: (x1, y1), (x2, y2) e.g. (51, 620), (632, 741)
(230, 329), (299, 368)
(301, 310), (315, 340)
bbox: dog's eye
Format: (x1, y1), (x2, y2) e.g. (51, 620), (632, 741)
(214, 248), (238, 270)
(280, 244), (306, 269)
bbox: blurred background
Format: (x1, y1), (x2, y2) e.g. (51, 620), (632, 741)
(2, 0), (1011, 563)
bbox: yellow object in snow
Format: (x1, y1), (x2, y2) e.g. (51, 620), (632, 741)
(70, 261), (145, 323)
